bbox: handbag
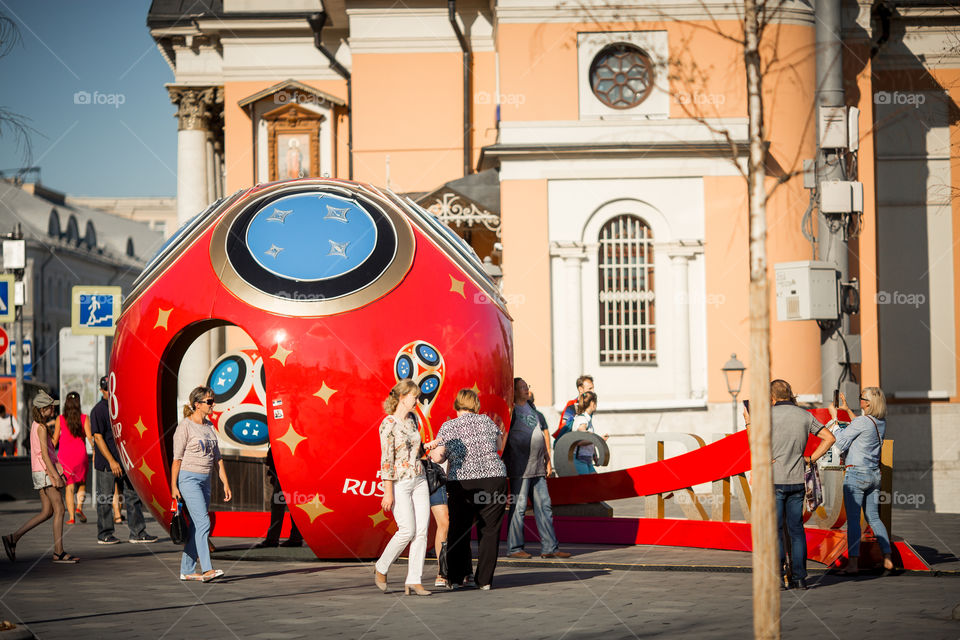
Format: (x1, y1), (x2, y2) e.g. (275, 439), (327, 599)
(170, 499), (189, 545)
(423, 458), (447, 495)
(420, 442), (447, 494)
(804, 461), (823, 512)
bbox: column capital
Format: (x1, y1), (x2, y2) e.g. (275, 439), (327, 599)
(167, 85), (223, 131)
(550, 241), (588, 261)
(662, 239), (704, 260)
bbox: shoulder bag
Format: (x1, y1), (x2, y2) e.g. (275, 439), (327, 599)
(420, 444), (447, 495)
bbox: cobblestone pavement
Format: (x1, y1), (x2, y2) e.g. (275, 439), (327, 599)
(0, 501), (957, 639)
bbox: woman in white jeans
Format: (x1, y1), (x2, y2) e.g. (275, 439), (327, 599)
(375, 379), (432, 596)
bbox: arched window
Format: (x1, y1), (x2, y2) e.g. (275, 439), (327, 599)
(598, 215), (655, 363)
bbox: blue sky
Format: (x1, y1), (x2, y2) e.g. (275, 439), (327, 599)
(0, 1), (176, 196)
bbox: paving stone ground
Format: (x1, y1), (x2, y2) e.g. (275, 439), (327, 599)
(0, 501), (957, 639)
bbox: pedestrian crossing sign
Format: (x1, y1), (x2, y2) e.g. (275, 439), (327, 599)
(71, 286), (122, 335)
(0, 275), (13, 323)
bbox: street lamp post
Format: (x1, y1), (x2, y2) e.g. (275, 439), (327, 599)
(721, 353), (746, 431)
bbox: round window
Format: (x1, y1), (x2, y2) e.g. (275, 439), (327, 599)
(589, 44), (655, 109)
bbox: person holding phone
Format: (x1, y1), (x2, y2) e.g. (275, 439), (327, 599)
(829, 388), (894, 575)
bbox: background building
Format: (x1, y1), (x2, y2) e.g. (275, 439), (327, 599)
(0, 179), (165, 394)
(147, 0), (960, 512)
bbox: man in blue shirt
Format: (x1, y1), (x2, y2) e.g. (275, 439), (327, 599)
(91, 376), (158, 545)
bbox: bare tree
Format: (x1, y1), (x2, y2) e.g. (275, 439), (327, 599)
(0, 13), (35, 172)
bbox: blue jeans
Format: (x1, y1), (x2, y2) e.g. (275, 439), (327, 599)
(95, 468), (147, 541)
(574, 459), (596, 475)
(179, 470), (213, 575)
(507, 476), (558, 555)
(775, 483), (807, 580)
(843, 467), (891, 556)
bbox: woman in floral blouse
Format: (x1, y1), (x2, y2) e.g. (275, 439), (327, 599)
(426, 389), (507, 590)
(374, 379), (432, 596)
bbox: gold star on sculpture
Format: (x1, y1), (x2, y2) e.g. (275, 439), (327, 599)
(139, 460), (155, 483)
(314, 382), (337, 404)
(471, 383), (481, 396)
(271, 343), (292, 365)
(385, 520), (398, 535)
(297, 494), (333, 523)
(276, 424), (306, 455)
(150, 496), (165, 518)
(134, 417), (147, 437)
(449, 275), (466, 299)
(155, 308), (172, 330)
(369, 509), (389, 527)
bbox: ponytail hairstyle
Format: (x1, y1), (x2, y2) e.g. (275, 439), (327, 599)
(64, 391), (83, 438)
(576, 391), (597, 416)
(183, 386), (214, 417)
(383, 379), (419, 414)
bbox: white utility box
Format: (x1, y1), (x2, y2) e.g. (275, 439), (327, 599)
(775, 261), (840, 321)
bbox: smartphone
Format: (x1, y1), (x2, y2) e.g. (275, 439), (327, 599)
(833, 389), (840, 407)
(742, 399), (750, 413)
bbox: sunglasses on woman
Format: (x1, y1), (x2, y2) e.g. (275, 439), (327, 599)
(201, 398), (215, 406)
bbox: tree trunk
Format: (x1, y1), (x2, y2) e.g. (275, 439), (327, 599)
(744, 0), (780, 638)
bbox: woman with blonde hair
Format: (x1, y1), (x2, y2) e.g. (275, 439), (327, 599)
(426, 389), (507, 590)
(374, 379), (433, 596)
(829, 387), (894, 574)
(171, 386), (232, 582)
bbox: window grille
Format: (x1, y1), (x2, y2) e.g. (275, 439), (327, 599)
(598, 215), (655, 363)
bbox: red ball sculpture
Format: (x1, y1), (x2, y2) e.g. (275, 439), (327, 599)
(108, 179), (513, 558)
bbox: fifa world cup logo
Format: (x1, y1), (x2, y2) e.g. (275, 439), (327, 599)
(394, 341), (445, 441)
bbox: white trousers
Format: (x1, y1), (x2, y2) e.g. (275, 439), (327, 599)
(375, 475), (430, 585)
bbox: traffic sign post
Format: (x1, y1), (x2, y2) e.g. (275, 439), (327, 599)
(0, 327), (8, 358)
(71, 286), (122, 336)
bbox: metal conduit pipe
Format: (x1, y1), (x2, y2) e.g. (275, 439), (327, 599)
(308, 12), (353, 180)
(448, 0), (472, 176)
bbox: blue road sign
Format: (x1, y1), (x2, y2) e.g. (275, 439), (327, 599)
(9, 339), (32, 377)
(0, 276), (13, 323)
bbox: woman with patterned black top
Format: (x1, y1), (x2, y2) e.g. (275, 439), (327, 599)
(374, 379), (432, 596)
(425, 389), (507, 591)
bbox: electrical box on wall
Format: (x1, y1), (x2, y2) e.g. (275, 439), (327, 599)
(775, 261), (840, 321)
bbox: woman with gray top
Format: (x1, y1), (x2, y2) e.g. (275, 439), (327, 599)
(171, 386), (232, 582)
(829, 387), (894, 574)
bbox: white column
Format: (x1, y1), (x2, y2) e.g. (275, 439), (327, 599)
(667, 242), (701, 401)
(205, 134), (216, 205)
(168, 86), (223, 403)
(551, 242), (587, 407)
(177, 129), (208, 224)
